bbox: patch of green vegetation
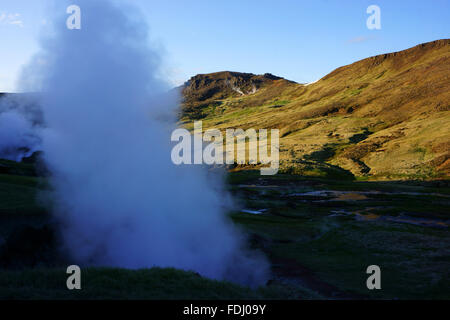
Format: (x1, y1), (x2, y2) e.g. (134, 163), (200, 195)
(281, 166), (327, 178)
(226, 170), (261, 185)
(228, 172), (450, 299)
(280, 161), (355, 181)
(234, 206), (449, 299)
(269, 100), (290, 108)
(220, 105), (262, 120)
(0, 174), (47, 217)
(370, 171), (444, 181)
(412, 146), (427, 159)
(280, 220), (448, 299)
(349, 88), (363, 96)
(0, 267), (317, 300)
(0, 172), (50, 242)
(0, 159), (37, 177)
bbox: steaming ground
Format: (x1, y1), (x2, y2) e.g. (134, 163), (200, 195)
(18, 0), (268, 286)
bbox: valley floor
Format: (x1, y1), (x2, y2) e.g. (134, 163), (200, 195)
(228, 171), (449, 299)
(0, 161), (449, 299)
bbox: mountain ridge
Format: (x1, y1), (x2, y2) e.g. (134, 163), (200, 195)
(180, 39), (450, 180)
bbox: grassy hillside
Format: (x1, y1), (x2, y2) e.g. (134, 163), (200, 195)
(180, 39), (450, 180)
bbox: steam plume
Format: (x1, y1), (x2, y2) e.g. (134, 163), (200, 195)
(20, 0), (268, 286)
(0, 94), (42, 161)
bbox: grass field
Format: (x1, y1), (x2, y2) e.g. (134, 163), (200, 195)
(0, 159), (448, 299)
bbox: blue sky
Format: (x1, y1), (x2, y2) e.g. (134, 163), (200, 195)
(0, 0), (449, 91)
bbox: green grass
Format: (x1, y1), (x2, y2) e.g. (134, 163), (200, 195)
(0, 173), (50, 244)
(233, 209), (450, 299)
(0, 159), (37, 177)
(0, 267), (318, 300)
(0, 174), (47, 217)
(0, 163), (448, 300)
(270, 222), (449, 299)
(348, 88), (364, 96)
(228, 171), (450, 299)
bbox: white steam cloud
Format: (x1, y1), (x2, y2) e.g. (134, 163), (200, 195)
(0, 110), (40, 161)
(20, 0), (268, 285)
(0, 95), (42, 161)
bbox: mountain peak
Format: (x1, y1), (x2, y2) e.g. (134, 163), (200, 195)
(181, 71), (290, 105)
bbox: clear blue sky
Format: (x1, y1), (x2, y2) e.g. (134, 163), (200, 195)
(0, 0), (449, 91)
